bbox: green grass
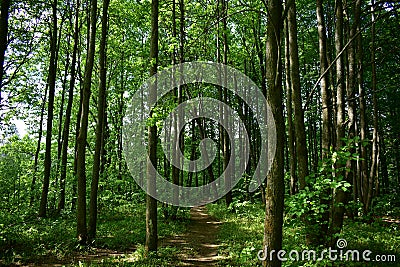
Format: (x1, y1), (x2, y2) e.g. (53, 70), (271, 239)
(207, 201), (400, 267)
(1, 200), (398, 266)
(0, 201), (190, 266)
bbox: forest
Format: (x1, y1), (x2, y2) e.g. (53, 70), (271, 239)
(0, 0), (399, 266)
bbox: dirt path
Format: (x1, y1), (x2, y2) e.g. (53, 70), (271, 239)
(161, 206), (223, 266)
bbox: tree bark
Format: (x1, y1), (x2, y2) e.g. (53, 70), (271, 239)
(366, 0), (379, 212)
(39, 0), (58, 217)
(317, 0), (331, 159)
(76, 0), (97, 244)
(287, 0), (308, 190)
(31, 84), (48, 206)
(0, 0), (10, 104)
(263, 0), (284, 265)
(88, 0), (110, 241)
(222, 0), (232, 207)
(284, 20), (297, 195)
(315, 0), (331, 244)
(328, 0), (346, 245)
(145, 0), (159, 253)
(58, 0), (80, 212)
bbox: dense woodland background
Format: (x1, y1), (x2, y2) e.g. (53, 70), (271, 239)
(0, 0), (399, 266)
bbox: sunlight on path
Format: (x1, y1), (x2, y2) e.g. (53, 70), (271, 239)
(161, 206), (224, 266)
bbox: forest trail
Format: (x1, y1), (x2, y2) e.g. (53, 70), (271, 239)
(161, 206), (224, 266)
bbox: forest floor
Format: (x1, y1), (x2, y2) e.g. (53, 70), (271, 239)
(2, 200), (399, 266)
(160, 205), (224, 266)
(2, 205), (224, 266)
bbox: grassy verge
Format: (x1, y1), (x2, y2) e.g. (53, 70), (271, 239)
(207, 201), (400, 267)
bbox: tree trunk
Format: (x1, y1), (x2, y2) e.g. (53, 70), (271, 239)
(76, 0), (97, 244)
(145, 0), (159, 253)
(88, 0), (110, 241)
(284, 21), (297, 195)
(317, 0), (331, 159)
(366, 0), (379, 212)
(58, 0), (80, 212)
(315, 0), (331, 244)
(39, 0), (58, 218)
(31, 84), (48, 206)
(357, 9), (367, 208)
(0, 0), (10, 104)
(263, 0), (284, 265)
(287, 0), (308, 190)
(221, 0), (232, 207)
(345, 0), (361, 217)
(328, 0), (346, 245)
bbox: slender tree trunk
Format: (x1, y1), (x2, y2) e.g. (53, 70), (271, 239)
(58, 0), (80, 212)
(145, 0), (159, 253)
(345, 0), (361, 218)
(39, 0), (58, 217)
(171, 0), (180, 213)
(88, 0), (109, 241)
(315, 0), (331, 244)
(367, 0), (379, 212)
(287, 0), (308, 190)
(284, 21), (297, 195)
(56, 40), (71, 170)
(31, 84), (48, 206)
(221, 0), (232, 207)
(317, 0), (331, 159)
(380, 136), (388, 193)
(357, 13), (367, 208)
(328, 0), (346, 245)
(0, 0), (10, 104)
(263, 0), (284, 265)
(76, 0), (97, 244)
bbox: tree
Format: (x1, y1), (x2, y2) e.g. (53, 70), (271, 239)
(0, 0), (10, 104)
(145, 0), (159, 253)
(38, 0), (58, 218)
(76, 0), (97, 244)
(88, 0), (110, 240)
(287, 0), (308, 191)
(58, 0), (80, 212)
(263, 0), (284, 266)
(328, 0), (346, 244)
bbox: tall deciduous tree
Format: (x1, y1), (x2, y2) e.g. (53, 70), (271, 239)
(328, 0), (346, 244)
(76, 0), (97, 244)
(88, 0), (110, 241)
(39, 0), (58, 218)
(145, 0), (159, 253)
(58, 0), (80, 212)
(287, 0), (308, 190)
(263, 0), (284, 266)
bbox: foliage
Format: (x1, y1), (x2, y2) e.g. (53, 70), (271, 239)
(208, 201), (400, 267)
(286, 138), (361, 239)
(0, 202), (189, 265)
